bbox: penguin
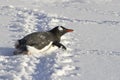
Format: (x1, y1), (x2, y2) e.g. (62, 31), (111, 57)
(14, 26), (73, 55)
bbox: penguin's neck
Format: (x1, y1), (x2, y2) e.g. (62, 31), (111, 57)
(48, 33), (60, 43)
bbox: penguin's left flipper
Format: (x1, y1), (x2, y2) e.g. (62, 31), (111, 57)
(52, 42), (66, 50)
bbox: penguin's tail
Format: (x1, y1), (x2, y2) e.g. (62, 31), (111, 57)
(14, 40), (20, 49)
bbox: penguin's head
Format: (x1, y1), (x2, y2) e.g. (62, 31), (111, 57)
(50, 26), (73, 37)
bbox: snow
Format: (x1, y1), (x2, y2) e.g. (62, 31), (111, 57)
(0, 0), (120, 80)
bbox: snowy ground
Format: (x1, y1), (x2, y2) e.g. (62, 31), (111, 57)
(0, 0), (120, 80)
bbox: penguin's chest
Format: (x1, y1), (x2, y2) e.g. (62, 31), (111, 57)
(26, 42), (53, 54)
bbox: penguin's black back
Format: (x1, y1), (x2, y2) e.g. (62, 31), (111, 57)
(19, 31), (60, 49)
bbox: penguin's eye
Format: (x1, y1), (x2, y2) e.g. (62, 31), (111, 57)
(58, 26), (63, 31)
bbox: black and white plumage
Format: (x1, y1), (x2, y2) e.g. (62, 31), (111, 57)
(14, 26), (73, 55)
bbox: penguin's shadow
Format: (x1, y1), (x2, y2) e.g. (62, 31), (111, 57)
(0, 47), (14, 56)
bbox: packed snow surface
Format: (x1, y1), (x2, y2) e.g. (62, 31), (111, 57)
(0, 0), (120, 80)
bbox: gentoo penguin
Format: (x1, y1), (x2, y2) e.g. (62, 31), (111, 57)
(14, 26), (73, 55)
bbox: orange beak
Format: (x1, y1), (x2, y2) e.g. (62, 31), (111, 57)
(66, 29), (74, 32)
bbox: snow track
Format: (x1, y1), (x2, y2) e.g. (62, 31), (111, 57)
(52, 16), (120, 26)
(1, 0), (120, 79)
(0, 6), (76, 80)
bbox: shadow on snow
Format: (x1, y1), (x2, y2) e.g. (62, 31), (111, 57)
(0, 47), (14, 56)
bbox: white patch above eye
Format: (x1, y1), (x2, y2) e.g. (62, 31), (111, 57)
(58, 26), (63, 31)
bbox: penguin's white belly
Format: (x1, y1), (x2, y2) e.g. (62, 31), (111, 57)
(27, 42), (53, 54)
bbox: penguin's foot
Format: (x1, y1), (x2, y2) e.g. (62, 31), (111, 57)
(13, 49), (29, 55)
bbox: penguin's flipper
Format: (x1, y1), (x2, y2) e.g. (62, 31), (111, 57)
(52, 42), (66, 50)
